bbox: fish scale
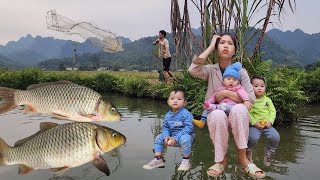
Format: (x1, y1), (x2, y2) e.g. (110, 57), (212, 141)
(15, 84), (100, 115)
(0, 81), (122, 122)
(3, 123), (97, 169)
(0, 122), (126, 175)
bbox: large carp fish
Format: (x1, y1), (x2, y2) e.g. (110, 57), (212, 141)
(0, 80), (122, 122)
(0, 122), (126, 175)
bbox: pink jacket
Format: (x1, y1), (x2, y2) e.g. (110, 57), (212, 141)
(188, 55), (255, 103)
(206, 85), (250, 105)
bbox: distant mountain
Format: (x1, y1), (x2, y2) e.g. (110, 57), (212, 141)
(119, 36), (132, 44)
(245, 29), (301, 65)
(38, 36), (166, 71)
(191, 27), (202, 36)
(189, 27), (301, 66)
(3, 28), (320, 70)
(0, 54), (24, 69)
(267, 29), (320, 65)
(38, 30), (302, 71)
(0, 34), (132, 66)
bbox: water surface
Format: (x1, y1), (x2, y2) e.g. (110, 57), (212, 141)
(0, 93), (319, 180)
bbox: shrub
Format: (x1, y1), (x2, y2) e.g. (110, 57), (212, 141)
(300, 68), (320, 103)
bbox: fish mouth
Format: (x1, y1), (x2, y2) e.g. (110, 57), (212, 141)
(123, 136), (127, 145)
(112, 116), (122, 122)
(116, 114), (123, 122)
(118, 132), (127, 145)
(102, 113), (122, 122)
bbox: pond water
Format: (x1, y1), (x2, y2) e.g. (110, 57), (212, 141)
(0, 93), (319, 180)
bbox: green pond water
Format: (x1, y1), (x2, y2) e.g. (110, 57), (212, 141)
(0, 93), (319, 180)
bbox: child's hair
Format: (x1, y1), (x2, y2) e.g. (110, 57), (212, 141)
(159, 30), (167, 37)
(169, 88), (186, 99)
(251, 75), (266, 85)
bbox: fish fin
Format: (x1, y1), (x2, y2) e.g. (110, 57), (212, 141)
(0, 87), (17, 114)
(14, 124), (55, 147)
(49, 166), (70, 174)
(26, 80), (74, 90)
(95, 127), (110, 151)
(93, 155), (110, 176)
(18, 164), (33, 175)
(40, 122), (59, 130)
(51, 112), (69, 120)
(0, 138), (10, 166)
(22, 104), (37, 113)
(80, 113), (99, 120)
(68, 114), (93, 122)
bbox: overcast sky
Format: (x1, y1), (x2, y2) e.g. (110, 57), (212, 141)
(0, 0), (319, 45)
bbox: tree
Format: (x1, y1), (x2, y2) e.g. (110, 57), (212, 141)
(170, 0), (296, 63)
(252, 0), (296, 58)
(305, 60), (320, 71)
(58, 64), (66, 71)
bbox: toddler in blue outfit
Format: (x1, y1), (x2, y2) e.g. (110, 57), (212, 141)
(143, 89), (194, 171)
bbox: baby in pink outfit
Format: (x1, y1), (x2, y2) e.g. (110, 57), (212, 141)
(193, 62), (252, 128)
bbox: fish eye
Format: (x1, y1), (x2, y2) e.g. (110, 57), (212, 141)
(112, 133), (117, 138)
(111, 108), (115, 112)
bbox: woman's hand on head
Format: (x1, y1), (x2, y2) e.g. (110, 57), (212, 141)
(199, 35), (221, 59)
(209, 35), (221, 49)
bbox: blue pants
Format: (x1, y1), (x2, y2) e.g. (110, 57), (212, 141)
(247, 126), (280, 154)
(154, 133), (194, 157)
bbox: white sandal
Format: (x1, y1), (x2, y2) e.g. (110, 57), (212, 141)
(206, 163), (224, 177)
(245, 163), (266, 179)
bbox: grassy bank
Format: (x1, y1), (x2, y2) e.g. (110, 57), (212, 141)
(0, 66), (319, 124)
(172, 61), (320, 124)
(0, 68), (175, 100)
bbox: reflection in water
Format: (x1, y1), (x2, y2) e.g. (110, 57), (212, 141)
(106, 94), (320, 180)
(106, 93), (167, 139)
(105, 93), (168, 118)
(0, 93), (319, 180)
(49, 176), (75, 180)
(48, 149), (122, 180)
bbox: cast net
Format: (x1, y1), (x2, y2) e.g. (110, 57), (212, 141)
(46, 9), (123, 53)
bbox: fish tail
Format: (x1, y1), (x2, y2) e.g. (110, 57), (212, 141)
(0, 138), (9, 166)
(0, 87), (17, 114)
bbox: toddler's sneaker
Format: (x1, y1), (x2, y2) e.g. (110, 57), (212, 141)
(143, 158), (165, 170)
(192, 119), (206, 128)
(264, 149), (272, 166)
(177, 159), (191, 171)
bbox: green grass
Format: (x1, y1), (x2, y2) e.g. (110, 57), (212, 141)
(0, 68), (176, 100)
(1, 67), (318, 124)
